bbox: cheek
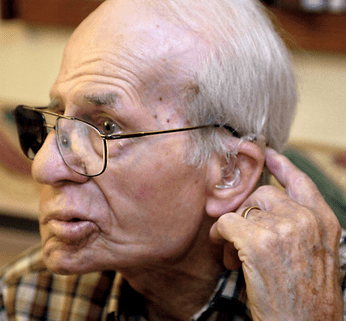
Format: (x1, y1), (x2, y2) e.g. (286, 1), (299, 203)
(134, 183), (158, 202)
(119, 170), (204, 229)
(98, 151), (205, 228)
(115, 159), (194, 208)
(93, 137), (208, 245)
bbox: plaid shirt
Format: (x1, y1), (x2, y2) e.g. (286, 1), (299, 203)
(0, 246), (251, 321)
(2, 231), (346, 321)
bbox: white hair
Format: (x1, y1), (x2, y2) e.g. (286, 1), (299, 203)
(153, 0), (298, 166)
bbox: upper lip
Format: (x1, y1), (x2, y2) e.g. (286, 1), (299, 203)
(41, 212), (92, 225)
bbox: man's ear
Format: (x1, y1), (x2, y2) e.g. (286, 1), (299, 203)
(205, 140), (265, 217)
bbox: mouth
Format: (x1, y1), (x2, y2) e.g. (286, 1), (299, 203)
(70, 218), (82, 222)
(42, 212), (89, 224)
(45, 215), (99, 244)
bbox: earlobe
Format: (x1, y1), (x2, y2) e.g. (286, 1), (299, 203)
(205, 141), (265, 217)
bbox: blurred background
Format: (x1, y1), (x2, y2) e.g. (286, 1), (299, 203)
(0, 0), (346, 266)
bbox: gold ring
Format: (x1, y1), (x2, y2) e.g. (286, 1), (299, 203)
(241, 206), (261, 219)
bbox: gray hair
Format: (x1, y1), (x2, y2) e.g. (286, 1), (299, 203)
(153, 0), (297, 166)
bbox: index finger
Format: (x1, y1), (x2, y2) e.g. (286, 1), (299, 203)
(265, 147), (322, 208)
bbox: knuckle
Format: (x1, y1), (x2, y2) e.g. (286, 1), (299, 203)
(218, 213), (231, 226)
(216, 215), (231, 234)
(293, 207), (324, 242)
(254, 185), (280, 199)
(296, 208), (316, 230)
(255, 229), (279, 253)
(290, 171), (315, 190)
(276, 221), (295, 239)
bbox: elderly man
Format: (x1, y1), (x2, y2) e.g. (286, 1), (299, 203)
(0, 0), (343, 320)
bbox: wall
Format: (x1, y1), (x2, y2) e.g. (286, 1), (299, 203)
(291, 51), (346, 147)
(0, 20), (72, 105)
(0, 21), (72, 218)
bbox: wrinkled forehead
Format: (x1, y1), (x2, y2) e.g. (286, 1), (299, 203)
(61, 0), (206, 81)
(66, 0), (156, 56)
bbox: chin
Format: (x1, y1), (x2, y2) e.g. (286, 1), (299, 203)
(42, 241), (99, 275)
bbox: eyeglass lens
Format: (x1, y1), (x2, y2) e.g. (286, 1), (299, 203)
(14, 106), (106, 176)
(14, 106), (47, 160)
(56, 118), (106, 176)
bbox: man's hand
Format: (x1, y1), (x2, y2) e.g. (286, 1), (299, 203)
(210, 148), (343, 321)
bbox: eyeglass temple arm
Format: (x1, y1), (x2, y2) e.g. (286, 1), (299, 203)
(105, 124), (241, 140)
(44, 124), (55, 129)
(18, 105), (241, 139)
(214, 124), (241, 138)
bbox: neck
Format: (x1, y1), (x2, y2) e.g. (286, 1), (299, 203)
(144, 266), (224, 321)
(121, 240), (225, 321)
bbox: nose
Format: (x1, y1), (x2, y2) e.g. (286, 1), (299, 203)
(32, 131), (89, 185)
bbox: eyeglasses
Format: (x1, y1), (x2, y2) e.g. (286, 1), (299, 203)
(14, 105), (241, 177)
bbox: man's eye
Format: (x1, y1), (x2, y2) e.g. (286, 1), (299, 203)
(102, 119), (121, 135)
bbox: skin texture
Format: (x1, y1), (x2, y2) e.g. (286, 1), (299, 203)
(210, 148), (343, 321)
(30, 0), (342, 320)
(32, 1), (265, 318)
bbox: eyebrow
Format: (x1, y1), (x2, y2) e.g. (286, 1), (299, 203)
(47, 93), (120, 112)
(84, 93), (119, 107)
(47, 98), (62, 111)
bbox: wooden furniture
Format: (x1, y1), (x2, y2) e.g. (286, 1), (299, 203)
(1, 0), (346, 52)
(0, 0), (103, 27)
(2, 0), (346, 53)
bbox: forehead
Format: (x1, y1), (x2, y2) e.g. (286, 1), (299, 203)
(60, 0), (205, 81)
(51, 0), (206, 116)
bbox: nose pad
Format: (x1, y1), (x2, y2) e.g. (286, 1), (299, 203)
(32, 131), (88, 185)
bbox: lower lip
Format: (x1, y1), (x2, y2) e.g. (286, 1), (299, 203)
(47, 219), (98, 243)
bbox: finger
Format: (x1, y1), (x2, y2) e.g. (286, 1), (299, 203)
(210, 215), (232, 244)
(240, 206), (262, 220)
(265, 147), (323, 208)
(210, 213), (256, 269)
(212, 213), (269, 265)
(210, 208), (262, 242)
(265, 148), (340, 233)
(239, 185), (298, 219)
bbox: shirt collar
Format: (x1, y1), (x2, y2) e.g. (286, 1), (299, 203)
(104, 268), (250, 321)
(191, 269), (250, 320)
(103, 272), (124, 320)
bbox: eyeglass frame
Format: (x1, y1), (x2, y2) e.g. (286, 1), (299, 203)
(14, 105), (241, 177)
